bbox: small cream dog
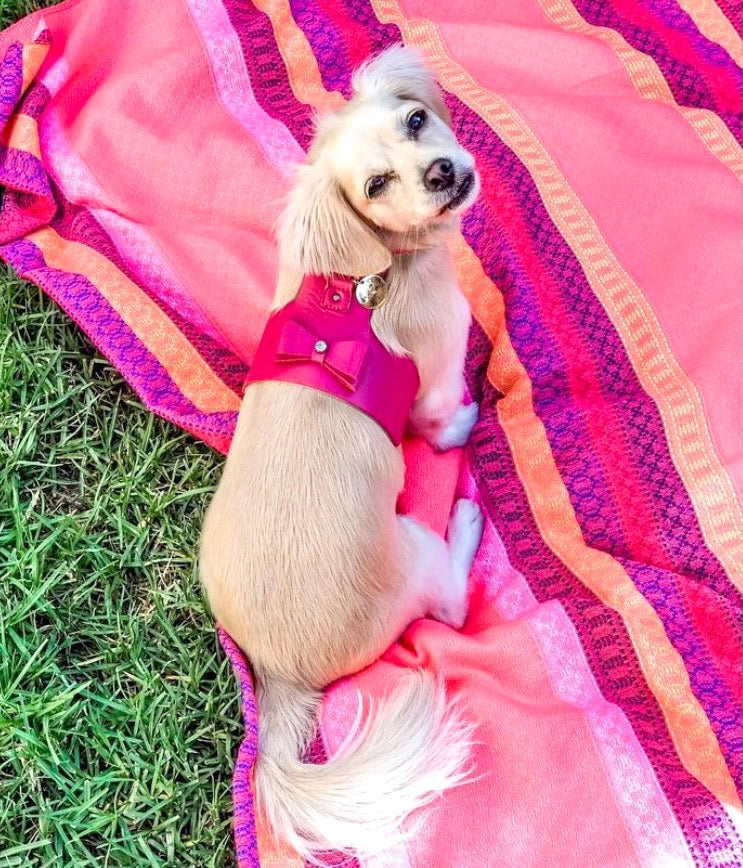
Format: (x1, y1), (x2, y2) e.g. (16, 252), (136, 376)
(200, 46), (483, 861)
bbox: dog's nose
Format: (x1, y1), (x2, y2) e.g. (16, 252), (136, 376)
(423, 158), (455, 192)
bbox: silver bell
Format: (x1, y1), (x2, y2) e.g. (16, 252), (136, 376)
(354, 274), (388, 309)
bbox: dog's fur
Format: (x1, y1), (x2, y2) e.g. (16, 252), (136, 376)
(199, 46), (483, 862)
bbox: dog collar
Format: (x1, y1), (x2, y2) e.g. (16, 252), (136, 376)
(245, 273), (420, 445)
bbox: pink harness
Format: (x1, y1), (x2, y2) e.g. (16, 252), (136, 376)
(245, 274), (420, 445)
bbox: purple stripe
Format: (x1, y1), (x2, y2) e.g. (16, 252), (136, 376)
(622, 559), (742, 785)
(296, 2), (743, 859)
(0, 145), (51, 197)
(460, 192), (742, 762)
(0, 42), (23, 128)
(0, 143), (57, 244)
(573, 0), (742, 141)
(16, 80), (48, 120)
(222, 0), (314, 150)
(0, 185), (55, 244)
(459, 141), (742, 614)
(466, 323), (743, 866)
(0, 238), (238, 453)
(217, 629), (260, 868)
(51, 196), (249, 398)
(289, 0), (354, 97)
(0, 75), (57, 245)
(2, 71), (50, 133)
(466, 199), (629, 556)
(644, 0), (742, 73)
(456, 71), (742, 789)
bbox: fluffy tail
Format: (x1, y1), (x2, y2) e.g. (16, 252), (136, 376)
(253, 669), (474, 863)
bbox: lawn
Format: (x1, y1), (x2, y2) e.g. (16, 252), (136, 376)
(0, 4), (242, 865)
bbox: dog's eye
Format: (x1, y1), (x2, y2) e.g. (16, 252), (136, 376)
(365, 175), (388, 199)
(406, 109), (427, 136)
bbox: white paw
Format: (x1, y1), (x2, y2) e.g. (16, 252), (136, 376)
(433, 402), (479, 451)
(447, 499), (484, 581)
(430, 502), (483, 630)
(435, 597), (468, 631)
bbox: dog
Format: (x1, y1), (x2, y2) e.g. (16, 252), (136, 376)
(199, 45), (483, 862)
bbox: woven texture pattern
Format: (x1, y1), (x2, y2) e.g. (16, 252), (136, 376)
(1, 0), (741, 864)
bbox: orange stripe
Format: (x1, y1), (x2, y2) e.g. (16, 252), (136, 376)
(1, 112), (42, 159)
(20, 42), (49, 94)
(254, 0), (345, 113)
(26, 228), (241, 415)
(538, 0), (743, 181)
(451, 233), (741, 810)
(368, 0), (741, 808)
(371, 0), (743, 596)
(675, 0), (743, 67)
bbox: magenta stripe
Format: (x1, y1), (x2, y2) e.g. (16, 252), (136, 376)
(466, 323), (743, 865)
(573, 0), (741, 140)
(222, 0), (314, 149)
(452, 118), (742, 615)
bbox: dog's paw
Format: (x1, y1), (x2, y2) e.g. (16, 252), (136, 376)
(447, 498), (484, 576)
(430, 500), (483, 630)
(434, 599), (468, 631)
(433, 402), (479, 451)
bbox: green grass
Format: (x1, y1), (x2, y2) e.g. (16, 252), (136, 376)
(0, 269), (242, 866)
(0, 2), (243, 857)
(1, 0), (47, 31)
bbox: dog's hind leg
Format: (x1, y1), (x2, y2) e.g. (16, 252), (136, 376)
(387, 499), (484, 637)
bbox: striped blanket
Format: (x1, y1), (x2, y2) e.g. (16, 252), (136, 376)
(1, 1), (741, 865)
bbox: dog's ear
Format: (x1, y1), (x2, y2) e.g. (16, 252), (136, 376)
(278, 161), (391, 277)
(352, 44), (452, 127)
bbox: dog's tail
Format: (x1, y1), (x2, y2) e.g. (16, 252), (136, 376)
(253, 668), (474, 863)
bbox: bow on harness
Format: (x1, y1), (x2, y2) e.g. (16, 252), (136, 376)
(276, 320), (367, 391)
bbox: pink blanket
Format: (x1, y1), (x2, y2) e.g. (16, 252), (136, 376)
(1, 0), (741, 864)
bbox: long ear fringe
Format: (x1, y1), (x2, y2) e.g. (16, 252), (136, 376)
(278, 163), (392, 277)
(351, 43), (452, 127)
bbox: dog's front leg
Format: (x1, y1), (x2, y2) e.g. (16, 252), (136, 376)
(408, 296), (478, 451)
(410, 381), (478, 451)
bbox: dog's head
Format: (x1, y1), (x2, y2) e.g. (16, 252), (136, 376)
(279, 45), (479, 275)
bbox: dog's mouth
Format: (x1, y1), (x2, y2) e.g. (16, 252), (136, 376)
(441, 171), (476, 214)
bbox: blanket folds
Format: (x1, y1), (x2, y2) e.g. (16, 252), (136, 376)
(1, 0), (741, 865)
